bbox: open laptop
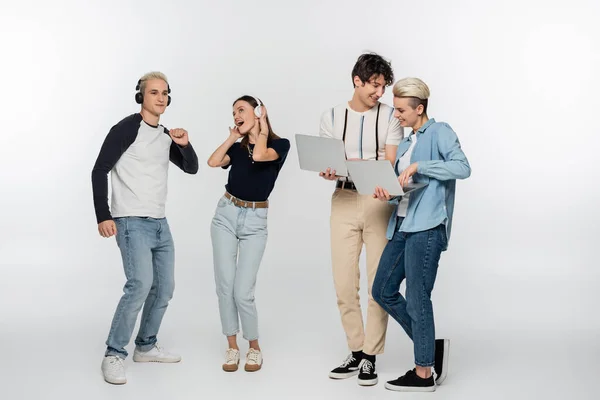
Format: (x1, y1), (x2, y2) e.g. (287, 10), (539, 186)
(295, 134), (348, 177)
(346, 160), (428, 196)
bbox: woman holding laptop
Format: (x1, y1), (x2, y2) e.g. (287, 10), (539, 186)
(370, 78), (471, 392)
(207, 95), (290, 373)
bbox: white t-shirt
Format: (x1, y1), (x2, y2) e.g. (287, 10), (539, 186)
(319, 102), (403, 175)
(396, 133), (418, 217)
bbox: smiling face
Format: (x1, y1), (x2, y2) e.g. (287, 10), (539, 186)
(232, 100), (259, 135)
(141, 78), (169, 117)
(393, 96), (424, 129)
(353, 73), (386, 109)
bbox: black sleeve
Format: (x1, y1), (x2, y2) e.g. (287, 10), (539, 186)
(91, 114), (141, 224)
(165, 128), (199, 174)
(221, 142), (239, 170)
(269, 138), (291, 164)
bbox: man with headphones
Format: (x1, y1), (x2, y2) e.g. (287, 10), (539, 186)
(91, 71), (198, 385)
(318, 53), (403, 386)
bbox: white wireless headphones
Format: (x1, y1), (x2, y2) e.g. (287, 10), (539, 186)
(251, 96), (263, 118)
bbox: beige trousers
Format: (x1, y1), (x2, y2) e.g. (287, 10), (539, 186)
(330, 187), (394, 355)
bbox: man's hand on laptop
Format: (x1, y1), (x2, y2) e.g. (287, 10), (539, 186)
(373, 186), (392, 201)
(319, 168), (339, 181)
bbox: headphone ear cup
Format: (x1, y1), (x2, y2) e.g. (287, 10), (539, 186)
(135, 92), (143, 104)
(167, 95), (171, 106)
(254, 106), (261, 118)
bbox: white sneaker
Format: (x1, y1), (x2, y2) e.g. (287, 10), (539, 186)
(132, 343), (181, 363)
(222, 348), (240, 372)
(101, 356), (126, 385)
(244, 348), (263, 372)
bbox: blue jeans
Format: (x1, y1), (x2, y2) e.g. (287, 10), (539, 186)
(372, 217), (447, 367)
(210, 195), (268, 341)
(105, 217), (175, 359)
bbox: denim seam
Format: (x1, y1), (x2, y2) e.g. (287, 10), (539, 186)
(107, 220), (131, 345)
(105, 220), (132, 358)
(416, 229), (434, 366)
(137, 263), (162, 346)
(136, 221), (162, 345)
(378, 245), (412, 336)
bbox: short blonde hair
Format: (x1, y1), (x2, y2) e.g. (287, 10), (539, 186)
(393, 77), (430, 99)
(139, 71), (169, 94)
(393, 77), (430, 112)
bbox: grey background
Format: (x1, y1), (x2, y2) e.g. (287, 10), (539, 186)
(1, 0), (598, 399)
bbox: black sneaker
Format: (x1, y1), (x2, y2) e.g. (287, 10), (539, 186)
(328, 352), (362, 379)
(434, 339), (450, 384)
(385, 369), (436, 392)
(357, 358), (378, 386)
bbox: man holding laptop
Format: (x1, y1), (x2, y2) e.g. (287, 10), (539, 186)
(318, 53), (403, 386)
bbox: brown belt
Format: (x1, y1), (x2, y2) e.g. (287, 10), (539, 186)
(224, 192), (269, 208)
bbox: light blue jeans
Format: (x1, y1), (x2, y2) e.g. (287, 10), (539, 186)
(210, 195), (268, 341)
(105, 217), (175, 359)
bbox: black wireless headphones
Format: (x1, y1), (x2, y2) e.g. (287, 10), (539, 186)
(135, 78), (171, 106)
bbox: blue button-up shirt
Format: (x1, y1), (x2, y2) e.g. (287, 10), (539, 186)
(386, 118), (471, 250)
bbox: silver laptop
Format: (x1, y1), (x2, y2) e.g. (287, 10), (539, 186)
(295, 134), (348, 177)
(346, 160), (428, 196)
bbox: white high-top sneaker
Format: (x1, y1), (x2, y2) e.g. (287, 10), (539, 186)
(133, 343), (181, 363)
(244, 348), (263, 372)
(222, 348), (240, 372)
(101, 356), (127, 385)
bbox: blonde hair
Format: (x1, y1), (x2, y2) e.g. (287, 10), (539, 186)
(139, 71), (169, 94)
(392, 77), (430, 112)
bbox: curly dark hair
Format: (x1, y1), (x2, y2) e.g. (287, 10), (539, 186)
(351, 53), (394, 88)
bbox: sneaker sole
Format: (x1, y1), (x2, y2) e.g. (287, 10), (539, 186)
(245, 361), (263, 372)
(329, 370), (359, 379)
(436, 339), (450, 385)
(103, 376), (126, 385)
(384, 382), (436, 392)
(132, 355), (181, 363)
(223, 362), (239, 372)
(358, 377), (378, 386)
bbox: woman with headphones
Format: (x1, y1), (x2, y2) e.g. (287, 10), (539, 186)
(207, 95), (290, 372)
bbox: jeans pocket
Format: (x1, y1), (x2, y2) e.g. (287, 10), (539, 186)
(255, 208), (268, 219)
(440, 224), (448, 248)
(217, 197), (228, 208)
(114, 218), (128, 247)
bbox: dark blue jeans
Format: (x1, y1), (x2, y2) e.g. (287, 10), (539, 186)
(372, 217), (447, 367)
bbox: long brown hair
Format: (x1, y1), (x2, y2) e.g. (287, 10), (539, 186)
(233, 95), (280, 149)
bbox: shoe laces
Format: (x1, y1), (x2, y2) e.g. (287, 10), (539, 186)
(225, 349), (238, 363)
(339, 354), (356, 368)
(107, 356), (124, 371)
(153, 343), (165, 353)
(247, 348), (261, 363)
(360, 359), (374, 374)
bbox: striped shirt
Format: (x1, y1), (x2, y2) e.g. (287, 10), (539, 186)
(319, 102), (403, 161)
